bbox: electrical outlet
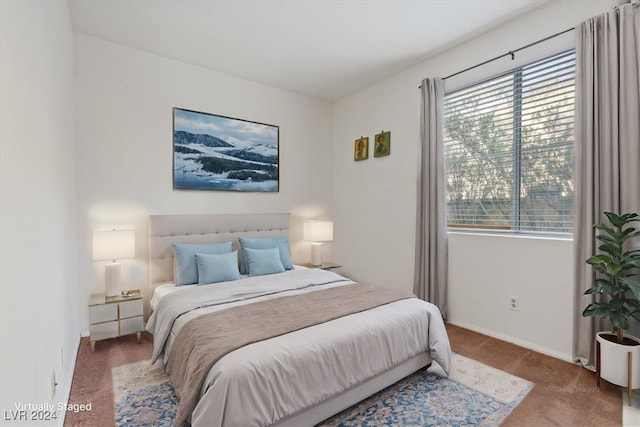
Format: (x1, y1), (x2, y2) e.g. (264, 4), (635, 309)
(509, 295), (519, 311)
(51, 370), (57, 400)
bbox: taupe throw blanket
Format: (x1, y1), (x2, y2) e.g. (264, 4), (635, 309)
(167, 283), (414, 426)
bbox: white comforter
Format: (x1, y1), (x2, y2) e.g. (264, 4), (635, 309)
(146, 269), (451, 427)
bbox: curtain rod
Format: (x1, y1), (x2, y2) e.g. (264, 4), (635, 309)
(418, 26), (574, 87)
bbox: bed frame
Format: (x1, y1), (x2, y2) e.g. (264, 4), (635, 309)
(147, 213), (431, 426)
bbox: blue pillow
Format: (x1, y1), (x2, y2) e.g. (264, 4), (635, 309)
(244, 247), (285, 277)
(195, 251), (241, 285)
(172, 242), (233, 285)
(238, 236), (293, 274)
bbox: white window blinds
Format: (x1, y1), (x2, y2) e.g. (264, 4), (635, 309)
(444, 50), (575, 233)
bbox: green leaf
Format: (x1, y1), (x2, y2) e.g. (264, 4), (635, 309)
(620, 277), (640, 301)
(598, 304), (613, 317)
(607, 264), (623, 276)
(620, 227), (640, 239)
(623, 256), (640, 269)
(599, 283), (618, 296)
(582, 304), (605, 317)
(584, 279), (617, 296)
(595, 223), (617, 238)
(610, 314), (627, 331)
(598, 242), (620, 257)
(620, 212), (640, 223)
(596, 234), (617, 244)
(628, 298), (640, 308)
(604, 212), (639, 228)
(604, 212), (623, 226)
(608, 298), (625, 310)
(586, 254), (613, 267)
(620, 260), (640, 271)
(622, 251), (640, 259)
(594, 254), (615, 263)
(620, 232), (640, 246)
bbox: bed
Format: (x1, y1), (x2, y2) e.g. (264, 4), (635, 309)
(145, 213), (451, 427)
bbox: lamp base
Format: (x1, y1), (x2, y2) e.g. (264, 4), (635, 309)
(310, 242), (323, 267)
(105, 262), (121, 297)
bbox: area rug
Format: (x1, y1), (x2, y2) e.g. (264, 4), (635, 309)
(112, 353), (533, 426)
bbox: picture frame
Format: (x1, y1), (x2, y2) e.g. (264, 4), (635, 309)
(173, 108), (279, 192)
(354, 136), (369, 161)
(374, 131), (391, 157)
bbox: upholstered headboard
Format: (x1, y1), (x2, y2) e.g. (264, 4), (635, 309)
(148, 213), (290, 288)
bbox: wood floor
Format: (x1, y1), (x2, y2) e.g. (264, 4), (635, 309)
(64, 323), (622, 426)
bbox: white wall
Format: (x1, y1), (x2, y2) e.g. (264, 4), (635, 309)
(74, 34), (334, 330)
(0, 1), (79, 424)
(332, 0), (620, 360)
(448, 233), (574, 359)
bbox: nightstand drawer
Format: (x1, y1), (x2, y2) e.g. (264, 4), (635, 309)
(90, 321), (118, 341)
(89, 292), (144, 351)
(119, 299), (143, 318)
(89, 304), (117, 324)
(120, 316), (143, 336)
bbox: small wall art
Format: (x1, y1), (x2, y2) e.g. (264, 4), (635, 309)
(374, 131), (391, 157)
(354, 136), (369, 161)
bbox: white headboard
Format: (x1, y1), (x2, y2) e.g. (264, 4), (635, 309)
(148, 213), (290, 288)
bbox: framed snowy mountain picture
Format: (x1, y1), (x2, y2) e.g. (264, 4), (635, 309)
(173, 108), (279, 192)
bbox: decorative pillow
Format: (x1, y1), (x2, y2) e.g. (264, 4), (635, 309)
(238, 236), (293, 274)
(244, 247), (285, 277)
(172, 242), (233, 286)
(195, 251), (241, 285)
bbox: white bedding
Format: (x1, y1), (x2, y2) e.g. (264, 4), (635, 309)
(146, 268), (451, 427)
(150, 282), (192, 311)
(149, 265), (310, 311)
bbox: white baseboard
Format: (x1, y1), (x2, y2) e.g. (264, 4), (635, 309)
(57, 333), (81, 427)
(447, 318), (574, 363)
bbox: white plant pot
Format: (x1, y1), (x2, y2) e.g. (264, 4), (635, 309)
(597, 331), (640, 388)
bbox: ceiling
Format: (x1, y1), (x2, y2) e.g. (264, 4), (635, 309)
(68, 0), (548, 101)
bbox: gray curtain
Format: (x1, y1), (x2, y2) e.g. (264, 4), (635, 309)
(414, 78), (448, 318)
(574, 2), (640, 368)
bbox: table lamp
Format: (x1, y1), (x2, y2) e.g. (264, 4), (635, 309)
(303, 220), (333, 266)
(92, 229), (135, 297)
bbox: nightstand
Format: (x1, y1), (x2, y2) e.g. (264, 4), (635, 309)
(300, 261), (342, 270)
(89, 292), (144, 351)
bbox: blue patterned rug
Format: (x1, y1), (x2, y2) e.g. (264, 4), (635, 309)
(112, 353), (532, 426)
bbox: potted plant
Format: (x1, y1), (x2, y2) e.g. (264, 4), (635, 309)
(582, 212), (640, 401)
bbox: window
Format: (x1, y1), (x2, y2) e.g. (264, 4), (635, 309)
(444, 50), (575, 234)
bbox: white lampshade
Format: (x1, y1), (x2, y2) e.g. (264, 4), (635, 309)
(92, 230), (135, 261)
(92, 229), (135, 297)
(303, 220), (333, 242)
